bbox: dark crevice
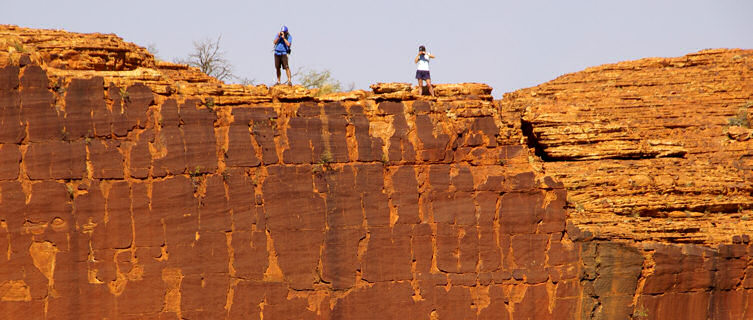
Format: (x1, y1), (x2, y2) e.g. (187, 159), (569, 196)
(521, 117), (688, 162)
(520, 118), (552, 161)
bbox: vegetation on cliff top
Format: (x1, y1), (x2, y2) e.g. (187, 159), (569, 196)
(172, 36), (349, 93)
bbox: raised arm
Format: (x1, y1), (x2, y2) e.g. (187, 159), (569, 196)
(414, 54), (420, 63)
(428, 53), (435, 59)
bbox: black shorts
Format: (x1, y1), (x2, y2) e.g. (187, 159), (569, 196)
(416, 70), (431, 80)
(275, 54), (289, 70)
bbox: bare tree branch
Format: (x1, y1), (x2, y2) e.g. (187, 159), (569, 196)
(146, 43), (161, 61)
(181, 35), (234, 81)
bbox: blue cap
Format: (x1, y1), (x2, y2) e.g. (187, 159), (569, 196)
(281, 25), (288, 32)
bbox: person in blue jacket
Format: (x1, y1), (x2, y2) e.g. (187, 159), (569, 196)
(273, 26), (292, 85)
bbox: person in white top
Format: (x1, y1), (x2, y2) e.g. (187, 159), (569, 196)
(414, 45), (436, 97)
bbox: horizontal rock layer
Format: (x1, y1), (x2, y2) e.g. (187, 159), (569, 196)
(510, 48), (753, 245)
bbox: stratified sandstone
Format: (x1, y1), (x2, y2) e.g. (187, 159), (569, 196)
(0, 24), (753, 320)
(510, 48), (753, 319)
(511, 48), (753, 242)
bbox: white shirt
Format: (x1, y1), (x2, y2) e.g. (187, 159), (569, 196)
(417, 53), (431, 71)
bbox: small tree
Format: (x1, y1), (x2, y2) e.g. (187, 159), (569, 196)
(297, 69), (342, 95)
(179, 35), (233, 81)
(146, 43), (161, 61)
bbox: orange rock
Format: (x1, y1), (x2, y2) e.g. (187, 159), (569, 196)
(728, 125), (752, 141)
(3, 25), (753, 320)
(512, 48), (753, 244)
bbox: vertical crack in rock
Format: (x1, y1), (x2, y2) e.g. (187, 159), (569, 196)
(29, 241), (57, 295)
(262, 229), (284, 282)
(518, 112), (551, 164)
(1, 220), (10, 261)
(579, 242), (643, 319)
(161, 267), (183, 316)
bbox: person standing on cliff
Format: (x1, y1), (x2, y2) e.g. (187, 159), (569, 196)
(273, 26), (292, 85)
(415, 45), (435, 97)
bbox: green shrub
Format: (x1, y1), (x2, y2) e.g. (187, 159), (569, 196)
(298, 69), (342, 96)
(11, 41), (25, 53)
(728, 105), (750, 128)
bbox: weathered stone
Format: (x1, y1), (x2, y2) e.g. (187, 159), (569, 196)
(4, 25), (753, 320)
(378, 101), (416, 162)
(89, 139), (124, 179)
(0, 144), (21, 180)
(415, 114), (451, 162)
(322, 227), (363, 289)
(152, 111), (187, 177)
(249, 107), (279, 165)
(513, 49), (753, 245)
(282, 104), (324, 164)
(180, 99), (217, 173)
(324, 102), (349, 162)
(124, 83), (152, 129)
(95, 181), (132, 249)
(0, 66), (24, 143)
(131, 182), (162, 247)
(20, 66), (60, 142)
(332, 282), (425, 319)
(64, 78), (102, 140)
(350, 105), (383, 162)
(580, 242), (644, 320)
(232, 230), (267, 280)
(500, 191), (544, 234)
(226, 108), (260, 167)
(25, 140), (86, 180)
(363, 226), (412, 282)
(156, 176), (198, 247)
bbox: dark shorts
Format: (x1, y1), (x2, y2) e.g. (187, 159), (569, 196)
(416, 70), (431, 80)
(275, 54), (289, 70)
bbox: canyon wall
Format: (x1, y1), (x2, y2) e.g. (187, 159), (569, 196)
(0, 25), (752, 319)
(510, 48), (753, 319)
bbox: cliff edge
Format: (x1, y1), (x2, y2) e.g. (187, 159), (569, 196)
(1, 25), (753, 319)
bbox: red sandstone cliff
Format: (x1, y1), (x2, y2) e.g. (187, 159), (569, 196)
(0, 25), (752, 319)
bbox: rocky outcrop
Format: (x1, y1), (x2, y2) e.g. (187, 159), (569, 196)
(1, 25), (753, 319)
(0, 25), (571, 319)
(513, 48), (753, 319)
(513, 48), (753, 243)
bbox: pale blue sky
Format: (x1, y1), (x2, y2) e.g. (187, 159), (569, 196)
(3, 0), (752, 97)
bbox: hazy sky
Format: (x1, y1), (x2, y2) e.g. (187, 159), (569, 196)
(3, 0), (752, 97)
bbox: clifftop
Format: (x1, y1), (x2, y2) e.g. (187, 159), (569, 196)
(0, 25), (492, 104)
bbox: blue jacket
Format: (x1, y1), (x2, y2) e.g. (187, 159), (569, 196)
(274, 34), (292, 55)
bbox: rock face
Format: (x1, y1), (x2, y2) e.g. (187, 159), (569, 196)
(0, 25), (752, 319)
(510, 48), (753, 319)
(513, 49), (753, 243)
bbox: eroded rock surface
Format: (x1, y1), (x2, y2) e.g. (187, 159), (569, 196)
(0, 25), (752, 319)
(511, 49), (753, 243)
(511, 48), (753, 319)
